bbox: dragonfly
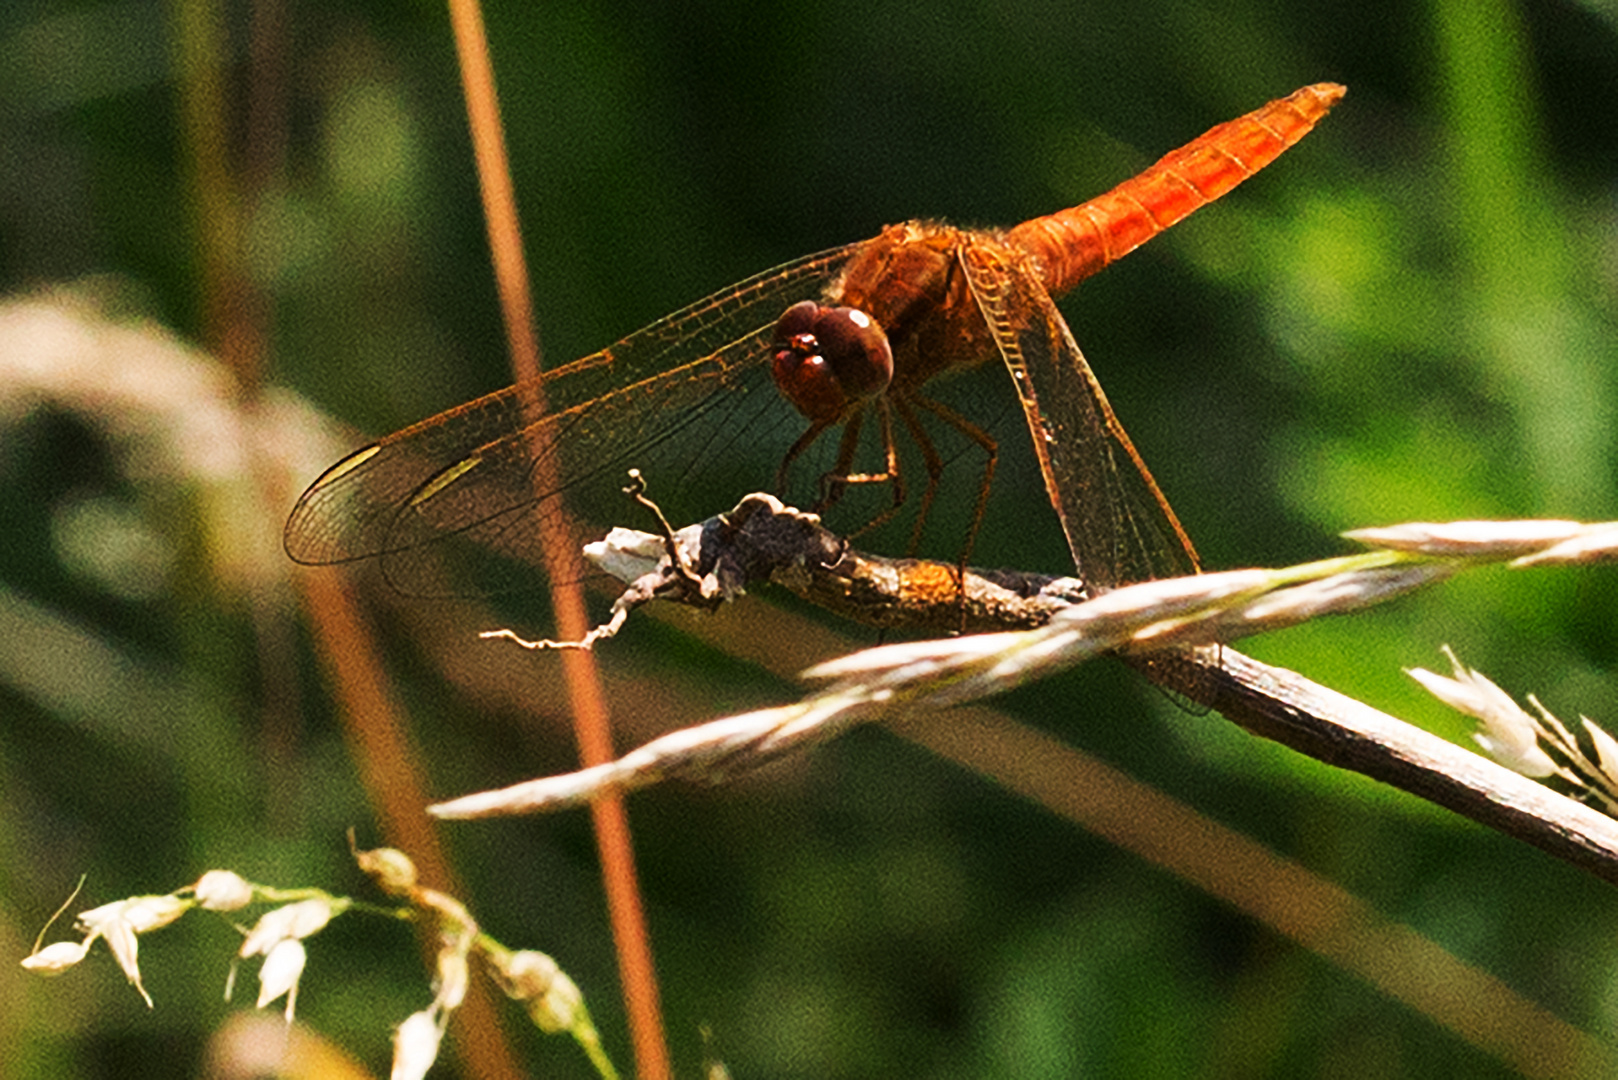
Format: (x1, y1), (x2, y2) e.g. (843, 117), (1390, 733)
(286, 84), (1343, 606)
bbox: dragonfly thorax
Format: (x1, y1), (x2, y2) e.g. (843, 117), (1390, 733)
(835, 221), (1027, 391)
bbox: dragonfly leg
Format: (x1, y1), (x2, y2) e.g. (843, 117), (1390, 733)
(814, 407), (865, 511)
(888, 394), (943, 556)
(775, 415), (838, 498)
(904, 393), (998, 570)
(792, 407), (861, 514)
(833, 397), (910, 535)
(894, 392), (998, 630)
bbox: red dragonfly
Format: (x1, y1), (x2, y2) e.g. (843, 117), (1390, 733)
(286, 84), (1343, 602)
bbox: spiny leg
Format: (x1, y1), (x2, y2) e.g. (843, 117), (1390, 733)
(902, 393), (999, 625)
(888, 394), (945, 557)
(831, 398), (911, 537)
(775, 415), (838, 500)
(812, 407), (866, 512)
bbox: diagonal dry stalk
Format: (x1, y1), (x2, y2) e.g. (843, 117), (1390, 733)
(436, 510), (1618, 888)
(423, 509), (1618, 1077)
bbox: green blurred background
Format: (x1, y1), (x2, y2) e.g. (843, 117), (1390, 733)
(3, 0), (1618, 1077)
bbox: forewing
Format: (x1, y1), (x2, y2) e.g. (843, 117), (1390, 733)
(958, 244), (1199, 593)
(284, 243), (861, 595)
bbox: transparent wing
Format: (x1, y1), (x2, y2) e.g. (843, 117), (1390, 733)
(285, 243), (861, 595)
(958, 243), (1199, 593)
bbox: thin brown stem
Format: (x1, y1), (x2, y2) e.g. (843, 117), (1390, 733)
(300, 572), (523, 1078)
(443, 1), (670, 1075)
(168, 0), (522, 1071)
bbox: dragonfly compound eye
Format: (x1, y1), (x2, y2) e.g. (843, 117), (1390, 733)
(771, 302), (894, 422)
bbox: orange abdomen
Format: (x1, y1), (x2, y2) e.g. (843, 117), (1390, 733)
(1008, 82), (1345, 297)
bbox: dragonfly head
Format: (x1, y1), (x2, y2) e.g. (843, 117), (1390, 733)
(770, 301), (894, 423)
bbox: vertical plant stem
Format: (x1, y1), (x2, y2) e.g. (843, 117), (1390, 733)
(444, 2), (671, 1076)
(300, 573), (523, 1078)
(169, 1), (521, 1074)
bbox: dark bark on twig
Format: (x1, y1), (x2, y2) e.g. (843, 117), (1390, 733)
(1132, 650), (1618, 887)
